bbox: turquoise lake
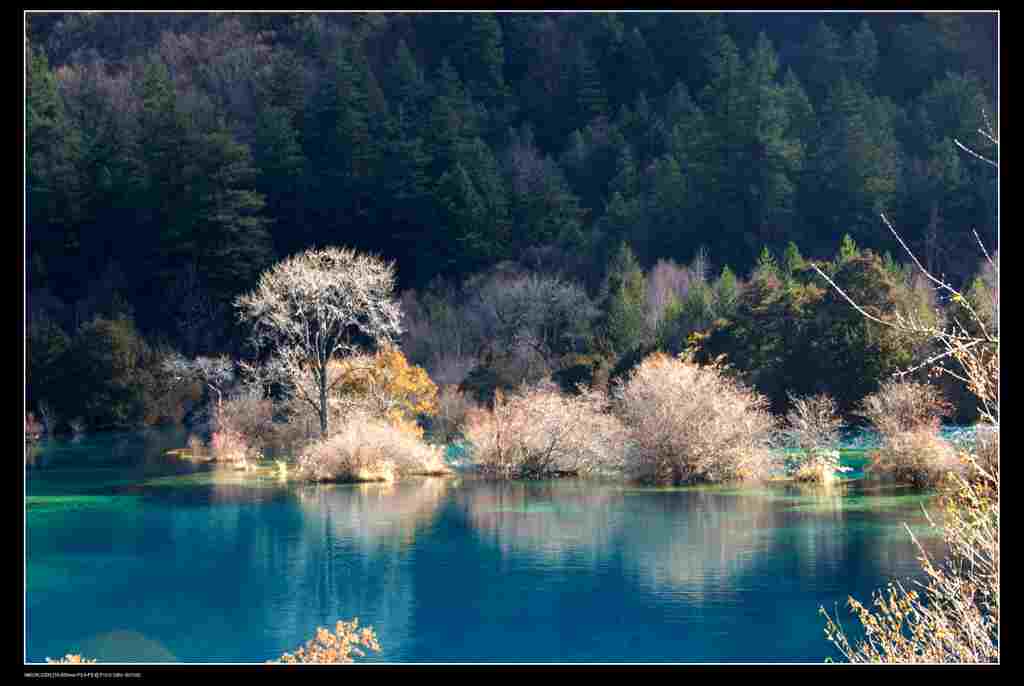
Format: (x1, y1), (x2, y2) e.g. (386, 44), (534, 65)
(25, 428), (949, 663)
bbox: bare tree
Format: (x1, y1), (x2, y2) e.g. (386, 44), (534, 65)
(471, 272), (597, 375)
(162, 352), (235, 413)
(645, 258), (693, 329)
(235, 247), (403, 437)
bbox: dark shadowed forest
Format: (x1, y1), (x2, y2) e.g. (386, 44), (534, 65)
(26, 12), (998, 432)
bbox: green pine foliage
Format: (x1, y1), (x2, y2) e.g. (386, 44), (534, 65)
(25, 13), (996, 427)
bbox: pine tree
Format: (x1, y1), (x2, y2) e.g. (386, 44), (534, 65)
(190, 120), (274, 298)
(436, 162), (490, 271)
(782, 241), (804, 278)
(837, 233), (860, 264)
(388, 39), (426, 114)
(574, 45), (608, 124)
(26, 48), (84, 274)
(810, 78), (901, 251)
(801, 20), (845, 101)
(459, 13), (508, 111)
(253, 104), (307, 256)
(137, 57), (196, 269)
(847, 20), (879, 86)
(602, 242), (648, 356)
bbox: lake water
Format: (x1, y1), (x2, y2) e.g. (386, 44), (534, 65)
(25, 428), (947, 663)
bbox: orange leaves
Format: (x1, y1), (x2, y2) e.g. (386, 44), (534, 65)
(46, 654), (96, 664)
(329, 348), (438, 427)
(273, 618), (381, 664)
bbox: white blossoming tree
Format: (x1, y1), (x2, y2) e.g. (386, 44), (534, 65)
(235, 247), (403, 438)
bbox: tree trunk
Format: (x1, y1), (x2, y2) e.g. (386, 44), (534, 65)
(319, 365), (329, 438)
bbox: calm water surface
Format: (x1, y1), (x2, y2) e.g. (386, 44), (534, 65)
(26, 429), (945, 663)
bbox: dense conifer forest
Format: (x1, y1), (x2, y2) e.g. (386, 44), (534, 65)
(26, 12), (998, 431)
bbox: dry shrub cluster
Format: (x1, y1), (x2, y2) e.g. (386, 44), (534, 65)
(859, 380), (958, 488)
(871, 428), (961, 489)
(273, 619), (381, 664)
(859, 380), (952, 437)
(215, 391), (278, 451)
(822, 457), (998, 662)
(429, 384), (476, 443)
(208, 428), (256, 466)
(46, 654), (96, 664)
(783, 393), (845, 483)
(295, 411), (446, 483)
(614, 353), (775, 484)
(464, 382), (630, 479)
(817, 125), (998, 662)
(973, 426), (999, 480)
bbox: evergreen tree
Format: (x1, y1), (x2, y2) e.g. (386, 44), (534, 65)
(847, 20), (879, 86)
(190, 120), (273, 296)
(800, 20), (845, 101)
(574, 45), (608, 124)
(458, 13), (508, 113)
(601, 242), (648, 356)
(782, 241), (804, 279)
(253, 104), (307, 256)
(807, 78), (901, 253)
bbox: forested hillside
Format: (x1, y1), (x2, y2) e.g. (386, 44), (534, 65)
(26, 12), (998, 430)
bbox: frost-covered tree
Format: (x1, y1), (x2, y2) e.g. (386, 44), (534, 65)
(235, 247), (403, 437)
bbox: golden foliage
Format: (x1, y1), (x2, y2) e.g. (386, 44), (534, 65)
(46, 654), (96, 664)
(328, 348), (438, 432)
(273, 618), (381, 664)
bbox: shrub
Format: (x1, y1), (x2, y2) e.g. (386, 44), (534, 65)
(209, 428), (256, 465)
(26, 412), (44, 438)
(822, 457), (998, 662)
(62, 316), (150, 430)
(295, 411), (446, 483)
(782, 393), (845, 483)
(464, 382), (630, 479)
(47, 654), (96, 664)
(428, 385), (476, 443)
(273, 618), (380, 664)
(973, 425), (999, 480)
(858, 380), (953, 437)
(36, 401), (59, 435)
(215, 390), (278, 453)
(615, 353), (775, 484)
(859, 380), (957, 487)
(869, 428), (961, 489)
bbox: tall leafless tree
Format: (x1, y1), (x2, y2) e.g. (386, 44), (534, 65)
(235, 247), (403, 437)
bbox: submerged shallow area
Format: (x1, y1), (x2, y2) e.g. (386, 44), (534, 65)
(26, 428), (948, 663)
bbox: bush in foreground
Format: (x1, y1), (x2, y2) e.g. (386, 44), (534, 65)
(822, 457), (998, 662)
(464, 382), (629, 479)
(295, 411), (446, 483)
(273, 619), (381, 664)
(614, 353), (775, 484)
(47, 654), (95, 664)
